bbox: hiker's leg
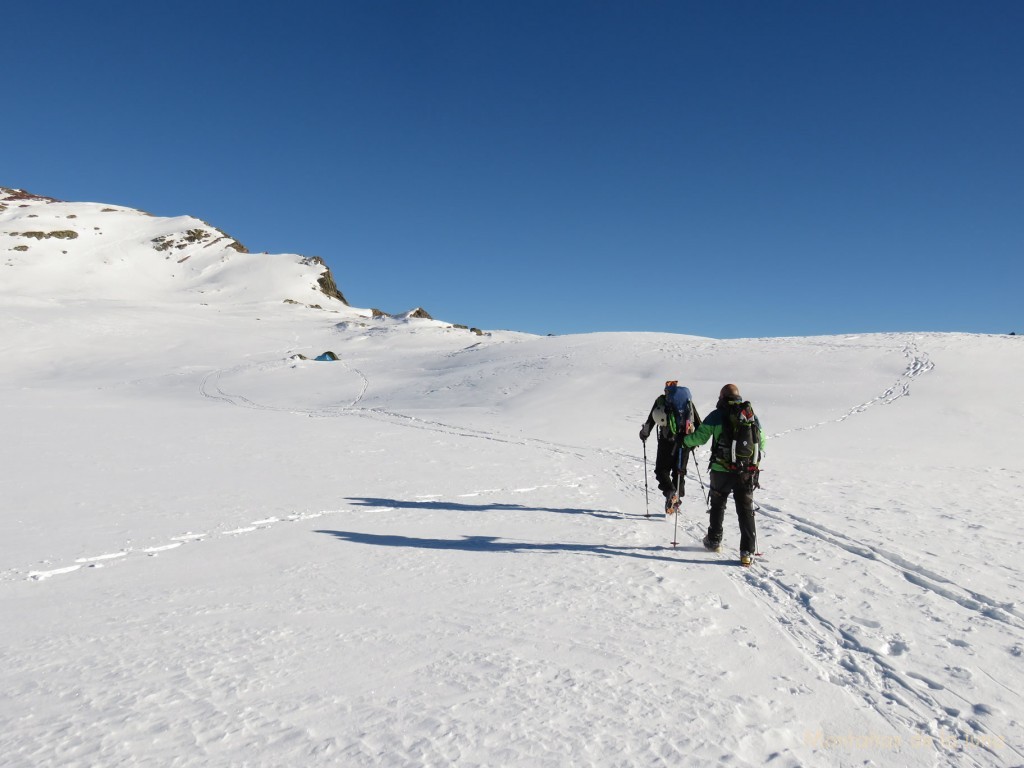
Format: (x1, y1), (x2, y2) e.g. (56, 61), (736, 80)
(674, 444), (689, 497)
(654, 438), (674, 497)
(734, 476), (756, 553)
(706, 471), (729, 543)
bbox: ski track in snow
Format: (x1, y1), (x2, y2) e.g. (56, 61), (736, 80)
(200, 352), (369, 412)
(756, 506), (1024, 630)
(768, 342), (934, 439)
(15, 510), (391, 582)
(643, 486), (1022, 766)
(697, 510), (1023, 766)
(197, 339), (935, 461)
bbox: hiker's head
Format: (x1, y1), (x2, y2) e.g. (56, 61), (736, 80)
(719, 383), (741, 405)
(664, 380), (678, 392)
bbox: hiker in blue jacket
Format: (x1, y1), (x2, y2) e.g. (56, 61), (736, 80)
(639, 381), (700, 514)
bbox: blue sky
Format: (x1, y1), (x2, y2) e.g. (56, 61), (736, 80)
(4, 1), (1022, 337)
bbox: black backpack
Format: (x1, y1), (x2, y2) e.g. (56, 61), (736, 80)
(714, 400), (762, 472)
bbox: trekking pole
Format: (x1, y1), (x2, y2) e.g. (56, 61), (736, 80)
(642, 440), (650, 518)
(753, 502), (761, 556)
(693, 453), (709, 510)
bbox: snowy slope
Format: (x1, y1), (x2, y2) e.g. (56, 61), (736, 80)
(1, 190), (1023, 767)
(0, 187), (350, 308)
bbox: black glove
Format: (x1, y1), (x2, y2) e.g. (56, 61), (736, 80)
(639, 423), (652, 442)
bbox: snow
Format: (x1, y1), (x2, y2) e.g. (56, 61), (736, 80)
(2, 190), (1023, 766)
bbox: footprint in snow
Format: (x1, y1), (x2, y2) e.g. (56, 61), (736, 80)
(75, 551), (128, 563)
(883, 637), (911, 656)
(945, 666), (973, 681)
(28, 565), (81, 581)
(143, 543), (182, 554)
(906, 671), (944, 690)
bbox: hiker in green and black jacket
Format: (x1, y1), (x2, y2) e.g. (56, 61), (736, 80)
(684, 384), (767, 565)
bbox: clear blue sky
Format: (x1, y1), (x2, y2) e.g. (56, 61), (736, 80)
(4, 1), (1022, 336)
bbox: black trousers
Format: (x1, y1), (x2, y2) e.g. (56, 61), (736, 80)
(654, 439), (689, 498)
(707, 471), (757, 553)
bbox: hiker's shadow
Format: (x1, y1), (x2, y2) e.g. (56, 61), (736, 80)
(316, 529), (731, 566)
(347, 496), (625, 520)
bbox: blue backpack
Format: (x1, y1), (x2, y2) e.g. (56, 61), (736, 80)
(663, 382), (693, 437)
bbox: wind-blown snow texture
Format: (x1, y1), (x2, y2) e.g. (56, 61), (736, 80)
(2, 189), (1022, 767)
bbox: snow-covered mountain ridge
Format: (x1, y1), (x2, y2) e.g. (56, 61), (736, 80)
(0, 187), (356, 312)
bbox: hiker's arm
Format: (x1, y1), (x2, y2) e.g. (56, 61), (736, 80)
(683, 419), (714, 449)
(639, 401), (658, 440)
(689, 402), (702, 429)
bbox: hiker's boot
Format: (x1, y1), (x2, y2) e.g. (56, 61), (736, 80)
(702, 534), (721, 552)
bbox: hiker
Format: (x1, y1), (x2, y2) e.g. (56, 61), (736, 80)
(683, 384), (766, 566)
(639, 381), (700, 514)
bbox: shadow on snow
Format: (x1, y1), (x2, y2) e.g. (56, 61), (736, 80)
(315, 529), (733, 566)
(347, 496), (625, 520)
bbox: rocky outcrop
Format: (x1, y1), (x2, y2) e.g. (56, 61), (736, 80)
(0, 188), (63, 204)
(300, 256), (348, 305)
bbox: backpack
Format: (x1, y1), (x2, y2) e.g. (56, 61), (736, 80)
(663, 382), (693, 438)
(714, 399), (762, 472)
